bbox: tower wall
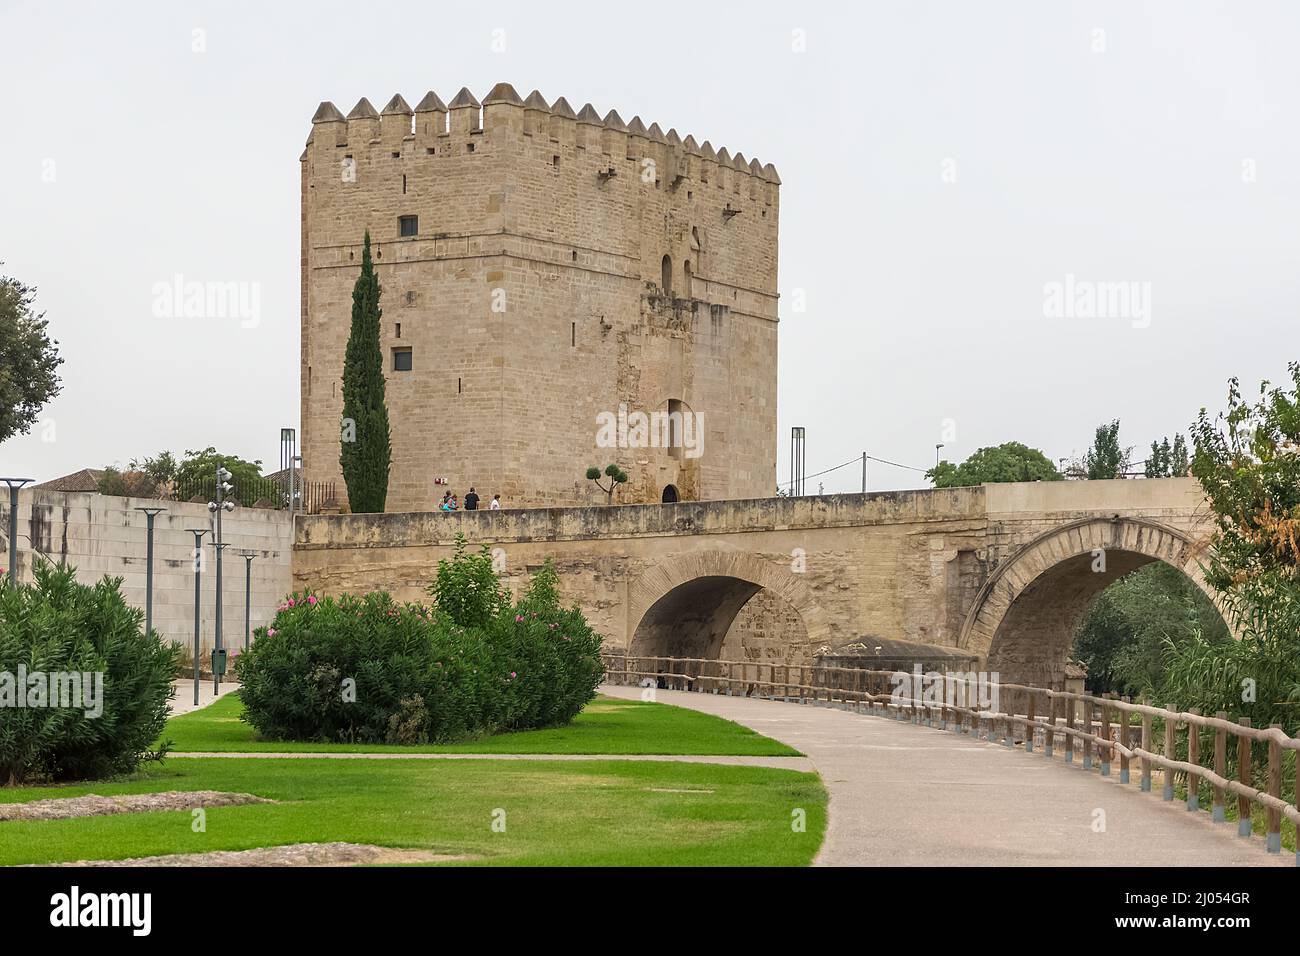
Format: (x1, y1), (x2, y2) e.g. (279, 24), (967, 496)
(301, 85), (780, 512)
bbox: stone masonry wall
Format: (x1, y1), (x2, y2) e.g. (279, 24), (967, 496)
(301, 84), (780, 513)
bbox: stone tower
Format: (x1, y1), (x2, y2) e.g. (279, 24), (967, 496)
(301, 83), (780, 512)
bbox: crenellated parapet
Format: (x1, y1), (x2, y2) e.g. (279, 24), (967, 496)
(305, 82), (780, 195)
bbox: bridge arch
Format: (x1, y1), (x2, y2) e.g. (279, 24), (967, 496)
(627, 549), (830, 660)
(957, 516), (1224, 688)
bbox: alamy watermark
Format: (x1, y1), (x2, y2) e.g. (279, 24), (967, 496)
(595, 403), (705, 459)
(151, 274), (261, 328)
(0, 666), (104, 718)
(890, 665), (999, 713)
(1043, 273), (1151, 328)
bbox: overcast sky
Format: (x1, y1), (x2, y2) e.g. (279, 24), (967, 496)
(1, 0), (1296, 492)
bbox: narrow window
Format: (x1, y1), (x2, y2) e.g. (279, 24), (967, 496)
(571, 321), (576, 346)
(399, 215), (418, 237)
(552, 154), (560, 166)
(392, 347), (413, 371)
(395, 322), (401, 339)
(457, 377), (462, 394)
(402, 174), (407, 194)
(661, 254), (673, 296)
(667, 398), (685, 460)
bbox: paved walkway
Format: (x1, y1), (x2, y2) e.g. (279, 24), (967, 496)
(168, 679), (241, 717)
(599, 685), (1290, 867)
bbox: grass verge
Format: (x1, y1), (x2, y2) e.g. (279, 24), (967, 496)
(0, 757), (826, 866)
(160, 693), (802, 757)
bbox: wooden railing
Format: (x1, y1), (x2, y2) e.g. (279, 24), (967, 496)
(602, 653), (1300, 860)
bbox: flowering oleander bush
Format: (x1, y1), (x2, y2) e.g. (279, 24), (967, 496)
(235, 537), (603, 744)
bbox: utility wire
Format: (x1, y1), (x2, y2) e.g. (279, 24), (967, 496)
(777, 451), (930, 489)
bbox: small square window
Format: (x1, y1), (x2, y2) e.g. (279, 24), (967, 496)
(393, 347), (413, 371)
(399, 215), (418, 237)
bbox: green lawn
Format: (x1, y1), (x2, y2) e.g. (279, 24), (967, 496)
(0, 757), (826, 866)
(160, 693), (801, 757)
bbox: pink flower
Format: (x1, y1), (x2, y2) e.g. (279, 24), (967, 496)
(267, 627), (277, 637)
(307, 595), (318, 606)
(515, 614), (524, 622)
(510, 671), (517, 679)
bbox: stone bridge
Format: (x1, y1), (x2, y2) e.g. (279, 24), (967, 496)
(292, 477), (1219, 687)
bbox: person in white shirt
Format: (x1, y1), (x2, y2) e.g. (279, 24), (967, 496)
(489, 494), (501, 510)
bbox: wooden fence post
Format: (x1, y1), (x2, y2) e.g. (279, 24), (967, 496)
(1212, 711), (1227, 822)
(1065, 695), (1075, 764)
(1266, 724), (1282, 853)
(1140, 711), (1152, 792)
(1186, 708), (1200, 811)
(1025, 691), (1036, 753)
(1100, 696), (1112, 776)
(1236, 717), (1253, 837)
(1082, 698), (1094, 770)
(1162, 706), (1177, 800)
(1045, 695), (1056, 757)
(1119, 697), (1131, 783)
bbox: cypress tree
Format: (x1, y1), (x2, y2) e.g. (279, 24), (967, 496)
(339, 231), (391, 512)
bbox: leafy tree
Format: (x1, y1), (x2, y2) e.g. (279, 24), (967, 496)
(1143, 434), (1189, 478)
(1145, 438), (1170, 477)
(173, 447), (264, 506)
(1083, 420), (1131, 479)
(927, 442), (1062, 487)
(0, 268), (63, 445)
(339, 232), (392, 513)
(1170, 434), (1190, 476)
(1072, 563), (1230, 696)
(427, 533), (505, 630)
(131, 451), (178, 487)
(587, 464), (629, 503)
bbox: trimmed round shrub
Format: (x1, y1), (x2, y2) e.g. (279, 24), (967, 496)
(0, 563), (178, 784)
(235, 542), (604, 744)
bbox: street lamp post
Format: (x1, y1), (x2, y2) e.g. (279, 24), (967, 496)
(187, 529), (209, 707)
(935, 443), (945, 468)
(208, 464), (236, 694)
(135, 507), (166, 637)
(239, 550), (257, 653)
(1, 478), (34, 586)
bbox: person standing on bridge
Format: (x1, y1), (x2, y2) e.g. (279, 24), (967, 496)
(464, 487), (480, 511)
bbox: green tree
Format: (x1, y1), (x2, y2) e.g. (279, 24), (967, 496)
(1144, 438), (1171, 477)
(173, 447), (264, 506)
(1083, 420), (1130, 479)
(1117, 365), (1300, 734)
(1072, 563), (1230, 696)
(339, 232), (392, 513)
(586, 464), (629, 503)
(1170, 434), (1189, 476)
(0, 269), (63, 444)
(927, 442), (1062, 488)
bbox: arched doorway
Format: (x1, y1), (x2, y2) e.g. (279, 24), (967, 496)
(661, 484), (679, 503)
(958, 518), (1228, 687)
